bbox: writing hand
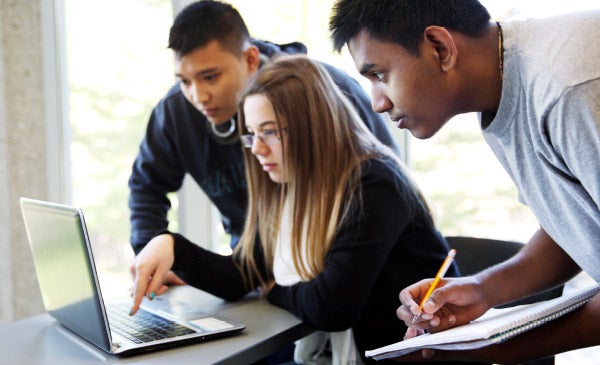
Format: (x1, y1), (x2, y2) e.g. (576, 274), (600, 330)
(128, 234), (176, 315)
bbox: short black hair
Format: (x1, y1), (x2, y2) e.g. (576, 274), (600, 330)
(329, 0), (491, 55)
(168, 0), (250, 57)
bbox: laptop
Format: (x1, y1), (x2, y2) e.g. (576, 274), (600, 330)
(19, 197), (245, 356)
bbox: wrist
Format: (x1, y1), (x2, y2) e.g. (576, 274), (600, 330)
(475, 271), (507, 308)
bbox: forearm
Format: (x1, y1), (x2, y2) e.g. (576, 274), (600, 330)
(129, 207), (170, 254)
(477, 228), (580, 307)
(128, 110), (188, 253)
(171, 234), (250, 301)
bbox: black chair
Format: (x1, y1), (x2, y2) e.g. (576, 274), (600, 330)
(445, 236), (564, 365)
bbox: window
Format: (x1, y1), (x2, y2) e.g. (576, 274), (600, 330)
(65, 0), (175, 292)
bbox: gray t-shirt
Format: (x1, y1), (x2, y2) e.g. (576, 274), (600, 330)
(482, 11), (600, 281)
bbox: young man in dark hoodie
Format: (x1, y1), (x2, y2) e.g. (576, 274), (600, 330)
(128, 0), (399, 272)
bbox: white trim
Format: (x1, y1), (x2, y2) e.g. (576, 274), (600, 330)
(178, 175), (213, 250)
(41, 0), (70, 203)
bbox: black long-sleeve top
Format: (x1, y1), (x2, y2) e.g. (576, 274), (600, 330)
(170, 157), (460, 364)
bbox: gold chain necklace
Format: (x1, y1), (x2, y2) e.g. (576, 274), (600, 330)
(497, 21), (504, 80)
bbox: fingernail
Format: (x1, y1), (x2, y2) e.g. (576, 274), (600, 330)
(149, 292), (155, 300)
(448, 315), (457, 325)
(129, 308), (134, 316)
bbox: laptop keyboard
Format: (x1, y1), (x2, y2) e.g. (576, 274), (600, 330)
(107, 303), (197, 344)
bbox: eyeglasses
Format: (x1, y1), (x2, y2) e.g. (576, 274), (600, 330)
(241, 128), (287, 148)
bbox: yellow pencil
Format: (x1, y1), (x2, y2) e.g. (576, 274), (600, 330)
(412, 249), (457, 323)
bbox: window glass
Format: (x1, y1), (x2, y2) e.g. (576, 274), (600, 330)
(65, 0), (174, 293)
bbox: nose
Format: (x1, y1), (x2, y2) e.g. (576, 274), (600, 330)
(189, 83), (210, 104)
(251, 137), (269, 156)
(370, 86), (392, 114)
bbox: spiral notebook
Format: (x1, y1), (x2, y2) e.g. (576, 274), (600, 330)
(366, 284), (600, 360)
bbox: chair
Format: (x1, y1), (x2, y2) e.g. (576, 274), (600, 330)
(445, 236), (564, 365)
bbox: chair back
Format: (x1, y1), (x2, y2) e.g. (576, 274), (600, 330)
(445, 236), (563, 365)
(445, 236), (564, 306)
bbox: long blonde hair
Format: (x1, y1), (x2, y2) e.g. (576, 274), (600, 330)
(235, 55), (418, 288)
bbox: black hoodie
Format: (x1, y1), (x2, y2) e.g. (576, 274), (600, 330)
(127, 39), (399, 254)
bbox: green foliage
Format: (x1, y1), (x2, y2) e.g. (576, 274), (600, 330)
(66, 0), (174, 270)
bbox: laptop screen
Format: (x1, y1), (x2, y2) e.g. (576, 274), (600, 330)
(20, 198), (112, 351)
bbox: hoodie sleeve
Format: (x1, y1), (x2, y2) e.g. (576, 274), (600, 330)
(128, 85), (187, 254)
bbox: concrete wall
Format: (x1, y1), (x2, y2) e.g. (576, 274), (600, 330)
(0, 0), (47, 322)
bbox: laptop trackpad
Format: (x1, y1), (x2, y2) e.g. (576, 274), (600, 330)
(144, 296), (211, 321)
(146, 296), (237, 331)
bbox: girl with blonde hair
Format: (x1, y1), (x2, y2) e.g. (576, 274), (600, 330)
(130, 55), (458, 364)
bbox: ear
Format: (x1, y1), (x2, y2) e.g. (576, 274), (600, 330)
(243, 45), (261, 74)
(423, 26), (457, 72)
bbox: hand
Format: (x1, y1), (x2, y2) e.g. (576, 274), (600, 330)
(129, 234), (176, 315)
(163, 270), (186, 286)
(127, 270), (186, 302)
(397, 276), (490, 336)
(260, 280), (276, 296)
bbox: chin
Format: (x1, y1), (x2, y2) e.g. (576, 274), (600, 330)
(206, 113), (233, 125)
(268, 173), (285, 184)
(215, 118), (234, 125)
(207, 117), (225, 125)
(409, 123), (446, 140)
(268, 174), (280, 183)
(409, 129), (434, 140)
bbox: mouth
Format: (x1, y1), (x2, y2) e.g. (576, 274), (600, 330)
(202, 108), (219, 118)
(261, 163), (277, 172)
(390, 115), (406, 129)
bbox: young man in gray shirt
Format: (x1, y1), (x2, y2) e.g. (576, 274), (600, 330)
(330, 0), (600, 363)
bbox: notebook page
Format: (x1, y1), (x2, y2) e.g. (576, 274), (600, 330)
(366, 284), (600, 360)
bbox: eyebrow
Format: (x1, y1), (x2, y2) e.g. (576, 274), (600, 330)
(175, 67), (219, 79)
(359, 63), (376, 76)
(245, 120), (277, 131)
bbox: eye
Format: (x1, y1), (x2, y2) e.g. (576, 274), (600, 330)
(262, 129), (277, 136)
(203, 72), (220, 83)
(179, 78), (191, 87)
(372, 71), (384, 82)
